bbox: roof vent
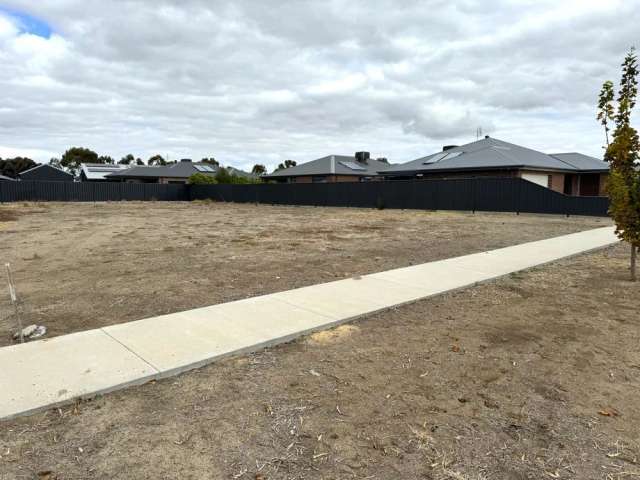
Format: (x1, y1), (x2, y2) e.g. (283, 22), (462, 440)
(443, 145), (458, 151)
(485, 135), (490, 139)
(355, 152), (370, 164)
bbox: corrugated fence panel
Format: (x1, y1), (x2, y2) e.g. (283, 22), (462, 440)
(0, 178), (610, 216)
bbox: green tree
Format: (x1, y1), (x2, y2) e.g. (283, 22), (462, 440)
(60, 147), (99, 176)
(119, 154), (135, 165)
(214, 167), (233, 184)
(251, 164), (266, 175)
(188, 172), (217, 184)
(148, 154), (167, 166)
(98, 155), (115, 164)
(201, 157), (219, 166)
(597, 80), (616, 147)
(211, 167), (258, 184)
(49, 157), (61, 168)
(276, 159), (296, 171)
(0, 157), (37, 178)
(603, 47), (640, 281)
(136, 158), (144, 165)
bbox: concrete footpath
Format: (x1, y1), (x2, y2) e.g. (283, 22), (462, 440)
(0, 226), (618, 421)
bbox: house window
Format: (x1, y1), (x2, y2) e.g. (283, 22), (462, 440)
(312, 176), (328, 183)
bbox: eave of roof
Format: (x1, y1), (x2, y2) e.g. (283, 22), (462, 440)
(18, 163), (73, 176)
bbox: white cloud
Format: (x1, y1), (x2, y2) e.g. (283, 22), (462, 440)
(0, 0), (638, 170)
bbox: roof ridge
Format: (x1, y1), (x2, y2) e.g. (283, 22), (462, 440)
(546, 154), (583, 170)
(19, 163), (72, 176)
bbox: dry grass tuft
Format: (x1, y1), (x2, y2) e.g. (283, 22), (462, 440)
(0, 207), (20, 222)
(306, 324), (360, 345)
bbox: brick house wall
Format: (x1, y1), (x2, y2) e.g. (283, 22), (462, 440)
(548, 173), (565, 193)
(599, 173), (609, 195)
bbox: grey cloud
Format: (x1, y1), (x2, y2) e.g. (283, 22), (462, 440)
(0, 0), (638, 170)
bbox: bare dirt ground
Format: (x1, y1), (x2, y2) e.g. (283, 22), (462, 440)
(1, 239), (639, 479)
(0, 201), (608, 346)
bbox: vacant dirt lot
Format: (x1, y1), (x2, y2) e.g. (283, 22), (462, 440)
(0, 202), (608, 345)
(1, 237), (638, 479)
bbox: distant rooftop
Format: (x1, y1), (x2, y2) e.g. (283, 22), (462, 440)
(263, 154), (390, 178)
(381, 137), (609, 175)
(80, 163), (130, 181)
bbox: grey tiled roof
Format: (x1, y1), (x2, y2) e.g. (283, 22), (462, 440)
(381, 138), (610, 175)
(107, 162), (216, 179)
(80, 163), (130, 180)
(548, 153), (609, 171)
(18, 163), (73, 177)
(263, 155), (388, 178)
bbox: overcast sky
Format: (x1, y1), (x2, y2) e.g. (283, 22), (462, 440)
(0, 1), (637, 171)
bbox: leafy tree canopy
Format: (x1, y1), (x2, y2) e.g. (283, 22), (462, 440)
(0, 157), (37, 178)
(201, 157), (219, 166)
(251, 164), (266, 175)
(276, 159), (296, 171)
(597, 80), (616, 147)
(213, 167), (260, 184)
(148, 154), (167, 166)
(602, 47), (640, 280)
(60, 147), (99, 175)
(119, 154), (135, 165)
(188, 172), (217, 184)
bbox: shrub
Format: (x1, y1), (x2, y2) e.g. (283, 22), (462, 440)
(188, 173), (217, 185)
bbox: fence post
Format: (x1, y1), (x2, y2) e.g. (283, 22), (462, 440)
(472, 178), (477, 214)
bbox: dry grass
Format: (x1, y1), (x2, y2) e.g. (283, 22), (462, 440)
(1, 241), (639, 479)
(0, 201), (609, 346)
(0, 207), (19, 222)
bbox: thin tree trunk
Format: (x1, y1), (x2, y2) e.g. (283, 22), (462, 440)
(632, 244), (637, 282)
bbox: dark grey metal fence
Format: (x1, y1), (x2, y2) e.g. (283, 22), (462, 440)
(0, 181), (188, 202)
(190, 178), (610, 217)
(0, 178), (610, 216)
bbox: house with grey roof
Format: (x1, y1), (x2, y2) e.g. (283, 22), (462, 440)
(106, 159), (256, 184)
(106, 159), (217, 184)
(263, 152), (389, 183)
(79, 163), (131, 182)
(18, 164), (74, 182)
(380, 137), (609, 196)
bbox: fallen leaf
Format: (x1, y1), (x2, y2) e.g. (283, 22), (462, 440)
(451, 345), (460, 353)
(598, 407), (620, 417)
